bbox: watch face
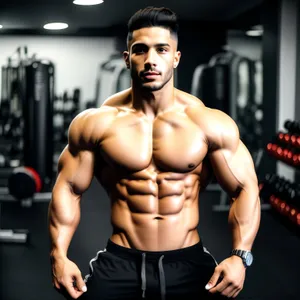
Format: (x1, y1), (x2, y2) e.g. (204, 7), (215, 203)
(245, 252), (253, 266)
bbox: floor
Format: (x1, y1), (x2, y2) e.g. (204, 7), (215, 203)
(1, 179), (300, 300)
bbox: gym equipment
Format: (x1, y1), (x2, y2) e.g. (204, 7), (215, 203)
(0, 188), (51, 243)
(23, 59), (55, 188)
(284, 120), (300, 134)
(277, 132), (300, 148)
(192, 51), (265, 212)
(52, 88), (82, 158)
(262, 119), (300, 228)
(191, 51), (263, 156)
(266, 142), (300, 168)
(0, 47), (55, 243)
(95, 54), (131, 107)
(0, 46), (40, 168)
(0, 165), (52, 243)
(260, 173), (300, 226)
(8, 167), (42, 201)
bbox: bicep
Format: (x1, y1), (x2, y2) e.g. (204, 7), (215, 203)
(208, 139), (258, 199)
(55, 145), (95, 195)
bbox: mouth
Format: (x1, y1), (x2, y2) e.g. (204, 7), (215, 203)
(142, 71), (160, 80)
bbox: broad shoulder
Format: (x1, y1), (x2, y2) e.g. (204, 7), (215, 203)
(102, 88), (132, 109)
(185, 104), (240, 150)
(175, 89), (205, 108)
(68, 106), (118, 148)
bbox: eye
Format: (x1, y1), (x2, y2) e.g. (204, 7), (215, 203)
(157, 48), (167, 53)
(132, 45), (147, 54)
(135, 49), (145, 54)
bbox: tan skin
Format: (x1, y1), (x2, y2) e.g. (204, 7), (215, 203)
(48, 27), (261, 299)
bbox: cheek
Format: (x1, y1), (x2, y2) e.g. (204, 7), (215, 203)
(131, 58), (143, 69)
(163, 55), (175, 66)
(163, 58), (175, 72)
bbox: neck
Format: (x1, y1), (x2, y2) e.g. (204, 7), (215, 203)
(131, 78), (176, 120)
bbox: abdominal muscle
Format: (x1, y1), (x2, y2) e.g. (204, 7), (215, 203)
(108, 172), (201, 251)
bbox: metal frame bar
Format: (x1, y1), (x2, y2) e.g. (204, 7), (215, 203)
(0, 188), (52, 243)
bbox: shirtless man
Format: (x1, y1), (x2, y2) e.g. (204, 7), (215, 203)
(48, 7), (261, 300)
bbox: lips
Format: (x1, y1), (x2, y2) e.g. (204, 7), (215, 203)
(142, 71), (160, 79)
(144, 71), (160, 76)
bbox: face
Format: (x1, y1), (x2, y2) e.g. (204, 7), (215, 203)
(124, 27), (181, 92)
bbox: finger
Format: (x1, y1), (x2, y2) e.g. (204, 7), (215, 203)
(220, 285), (235, 298)
(205, 267), (222, 290)
(73, 273), (88, 293)
(228, 288), (238, 298)
(63, 277), (84, 299)
(60, 286), (81, 300)
(232, 289), (241, 298)
(52, 278), (62, 291)
(208, 279), (228, 294)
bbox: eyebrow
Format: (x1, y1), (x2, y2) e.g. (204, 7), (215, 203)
(155, 43), (170, 47)
(132, 43), (171, 49)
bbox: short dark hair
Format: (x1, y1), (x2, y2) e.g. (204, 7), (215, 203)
(127, 7), (179, 46)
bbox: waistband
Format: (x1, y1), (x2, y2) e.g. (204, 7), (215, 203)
(106, 238), (205, 262)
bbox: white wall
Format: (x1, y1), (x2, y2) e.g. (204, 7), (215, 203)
(0, 35), (117, 108)
(227, 31), (262, 61)
(277, 0), (298, 181)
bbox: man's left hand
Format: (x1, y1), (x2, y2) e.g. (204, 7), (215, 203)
(205, 255), (246, 298)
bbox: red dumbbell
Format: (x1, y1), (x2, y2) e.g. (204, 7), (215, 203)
(284, 133), (290, 143)
(8, 166), (42, 200)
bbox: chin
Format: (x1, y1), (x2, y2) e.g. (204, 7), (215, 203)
(141, 81), (165, 92)
(142, 84), (163, 92)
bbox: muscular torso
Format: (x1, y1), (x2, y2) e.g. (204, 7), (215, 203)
(93, 90), (213, 251)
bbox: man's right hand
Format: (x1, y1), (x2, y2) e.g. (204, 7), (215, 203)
(51, 254), (87, 299)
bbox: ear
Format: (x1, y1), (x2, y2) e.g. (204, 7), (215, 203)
(123, 51), (130, 69)
(173, 51), (181, 69)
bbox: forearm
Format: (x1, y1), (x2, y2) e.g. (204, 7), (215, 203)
(48, 183), (81, 258)
(228, 187), (261, 250)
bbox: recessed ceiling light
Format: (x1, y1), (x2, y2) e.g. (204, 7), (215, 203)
(0, 25), (3, 29)
(246, 30), (263, 37)
(43, 22), (69, 30)
(73, 0), (104, 6)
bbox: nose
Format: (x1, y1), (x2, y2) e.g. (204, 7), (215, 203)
(144, 48), (157, 67)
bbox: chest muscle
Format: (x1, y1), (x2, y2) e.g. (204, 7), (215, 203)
(100, 112), (208, 172)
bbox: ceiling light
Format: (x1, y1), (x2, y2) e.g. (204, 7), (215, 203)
(246, 29), (263, 37)
(0, 25), (3, 29)
(246, 25), (263, 37)
(43, 22), (69, 30)
(73, 0), (104, 5)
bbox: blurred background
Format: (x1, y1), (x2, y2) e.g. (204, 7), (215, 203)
(0, 0), (300, 299)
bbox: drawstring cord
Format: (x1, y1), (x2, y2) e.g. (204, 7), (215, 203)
(141, 253), (166, 300)
(141, 253), (146, 298)
(158, 255), (166, 300)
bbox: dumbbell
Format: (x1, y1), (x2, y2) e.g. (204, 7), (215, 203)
(261, 173), (279, 195)
(267, 142), (300, 167)
(278, 132), (300, 148)
(284, 120), (300, 134)
(263, 175), (293, 215)
(8, 166), (42, 203)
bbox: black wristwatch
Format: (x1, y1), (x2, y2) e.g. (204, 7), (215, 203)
(230, 249), (253, 268)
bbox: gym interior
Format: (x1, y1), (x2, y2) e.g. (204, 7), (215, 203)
(0, 0), (300, 299)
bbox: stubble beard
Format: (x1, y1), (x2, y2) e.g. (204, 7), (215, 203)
(132, 68), (173, 92)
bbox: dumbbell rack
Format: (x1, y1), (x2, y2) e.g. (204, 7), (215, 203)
(0, 187), (52, 243)
(262, 121), (300, 228)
